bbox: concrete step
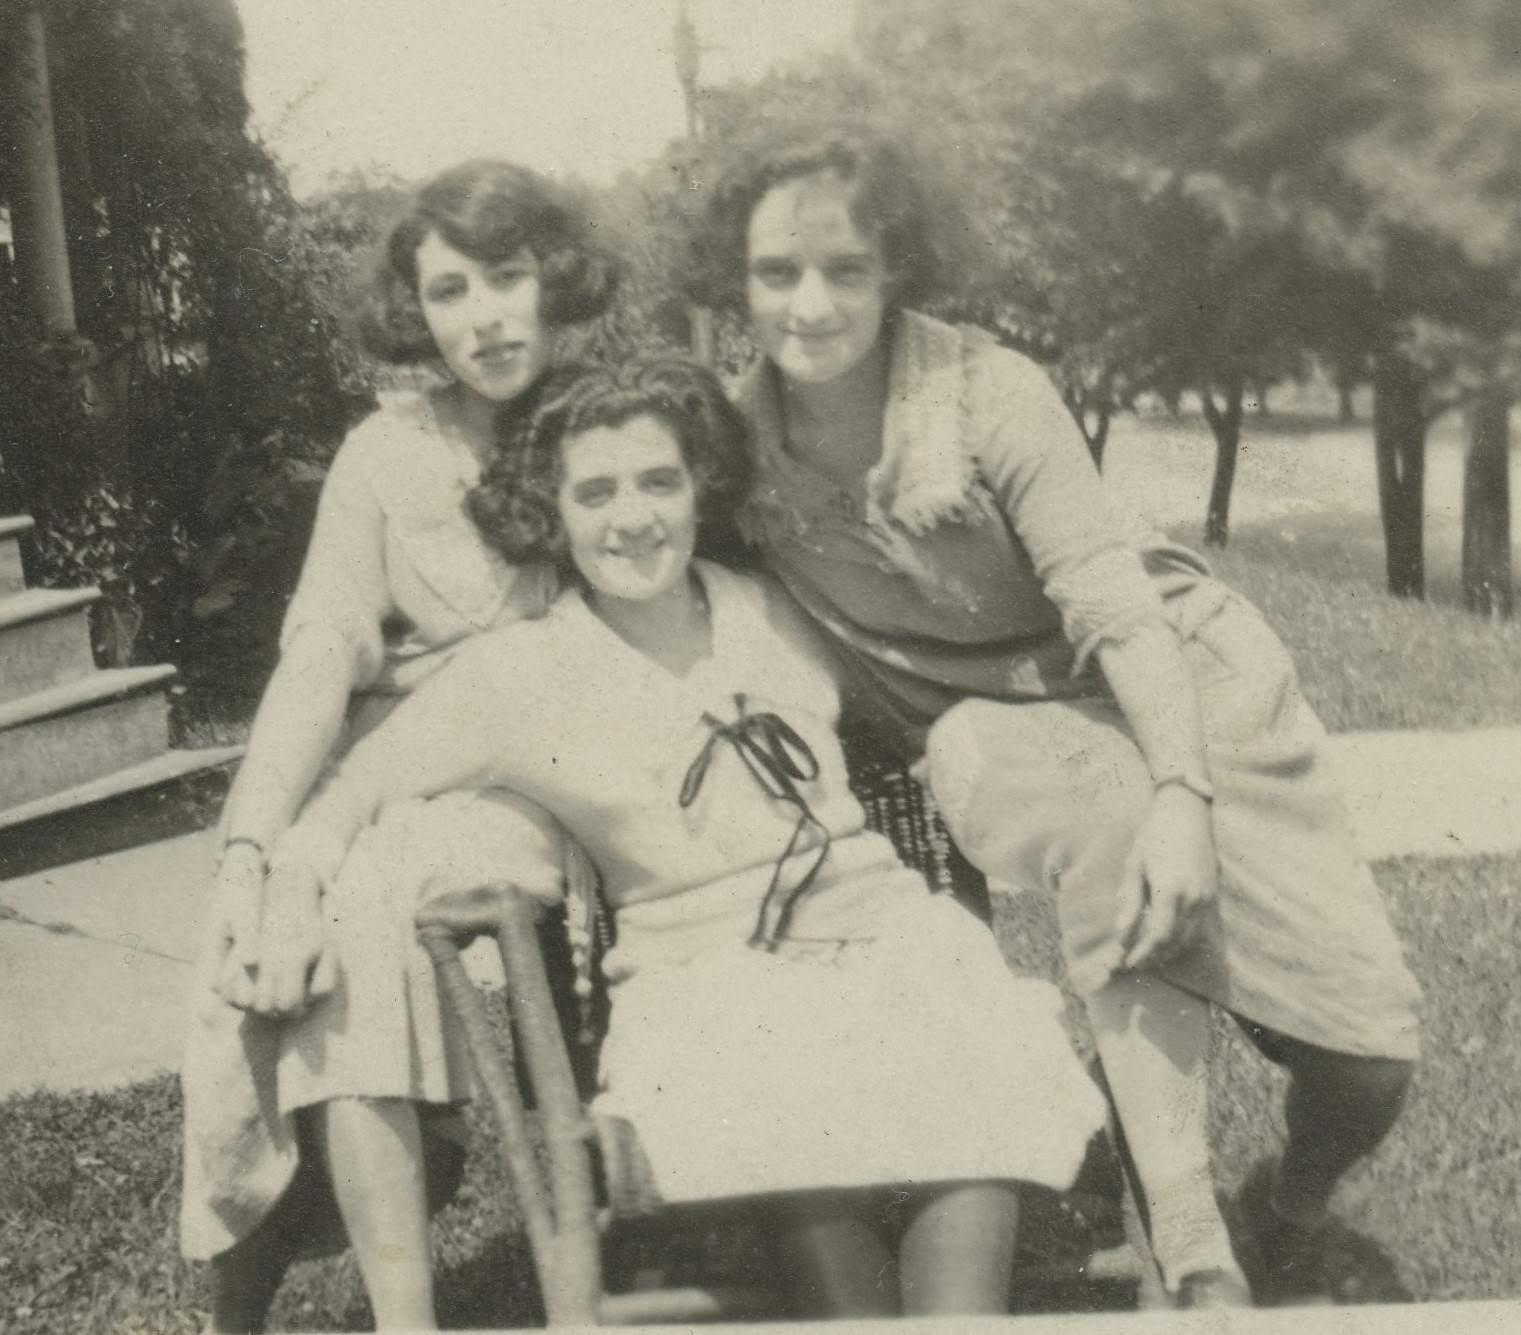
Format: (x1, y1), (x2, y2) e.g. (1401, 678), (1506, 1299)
(0, 664), (177, 808)
(0, 515), (33, 596)
(0, 745), (242, 880)
(0, 586), (100, 703)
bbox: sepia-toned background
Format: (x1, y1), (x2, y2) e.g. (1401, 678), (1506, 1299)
(1, 1), (1517, 1329)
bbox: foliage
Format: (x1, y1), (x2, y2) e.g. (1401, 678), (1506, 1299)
(0, 0), (372, 701)
(855, 0), (1521, 585)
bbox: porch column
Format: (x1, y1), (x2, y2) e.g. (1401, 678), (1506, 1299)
(7, 4), (78, 340)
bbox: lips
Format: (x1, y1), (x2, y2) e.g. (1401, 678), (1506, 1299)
(607, 537), (665, 561)
(473, 342), (524, 362)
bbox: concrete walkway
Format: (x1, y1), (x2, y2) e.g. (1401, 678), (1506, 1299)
(3, 726), (1519, 1101)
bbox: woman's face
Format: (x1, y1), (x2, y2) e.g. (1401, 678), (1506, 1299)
(558, 413), (698, 607)
(745, 171), (891, 387)
(415, 231), (548, 402)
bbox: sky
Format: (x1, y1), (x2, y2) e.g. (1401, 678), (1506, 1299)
(233, 0), (860, 196)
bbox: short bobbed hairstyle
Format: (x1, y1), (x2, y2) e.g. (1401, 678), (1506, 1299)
(687, 120), (957, 316)
(357, 160), (619, 364)
(469, 357), (754, 572)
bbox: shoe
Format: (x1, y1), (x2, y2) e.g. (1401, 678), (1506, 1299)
(1232, 1160), (1329, 1305)
(1230, 1159), (1412, 1307)
(1175, 1267), (1254, 1309)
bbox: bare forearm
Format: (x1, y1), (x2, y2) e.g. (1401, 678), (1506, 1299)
(220, 637), (358, 851)
(1096, 621), (1207, 782)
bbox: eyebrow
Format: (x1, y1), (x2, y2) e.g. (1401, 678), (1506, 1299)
(749, 246), (878, 263)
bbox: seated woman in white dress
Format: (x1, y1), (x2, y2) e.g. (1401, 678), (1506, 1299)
(254, 357), (1109, 1318)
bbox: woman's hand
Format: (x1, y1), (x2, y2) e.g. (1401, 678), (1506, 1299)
(250, 858), (340, 1020)
(1113, 785), (1218, 972)
(209, 842), (266, 1010)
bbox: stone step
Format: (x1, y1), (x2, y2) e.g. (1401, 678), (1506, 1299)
(0, 744), (243, 880)
(0, 586), (100, 704)
(0, 664), (177, 808)
(0, 515), (33, 596)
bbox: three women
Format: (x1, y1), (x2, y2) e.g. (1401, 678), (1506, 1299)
(186, 119), (1421, 1327)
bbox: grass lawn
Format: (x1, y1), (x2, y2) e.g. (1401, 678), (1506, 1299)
(4, 850), (1517, 1331)
(4, 411), (1519, 1329)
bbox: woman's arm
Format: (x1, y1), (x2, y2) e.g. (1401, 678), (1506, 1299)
(1095, 625), (1217, 971)
(211, 433), (393, 1006)
(977, 349), (1216, 968)
(208, 636), (354, 1008)
(250, 641), (516, 1016)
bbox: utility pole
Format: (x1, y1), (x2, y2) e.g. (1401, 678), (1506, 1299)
(673, 0), (702, 142)
(673, 0), (715, 363)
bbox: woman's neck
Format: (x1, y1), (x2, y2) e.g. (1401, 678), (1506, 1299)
(586, 570), (712, 678)
(438, 383), (502, 467)
(777, 339), (891, 487)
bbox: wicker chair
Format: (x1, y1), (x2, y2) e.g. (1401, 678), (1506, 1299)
(416, 733), (1165, 1325)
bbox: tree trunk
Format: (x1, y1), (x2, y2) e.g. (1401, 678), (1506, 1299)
(1337, 379), (1357, 424)
(1060, 389), (1111, 470)
(1461, 390), (1513, 620)
(1084, 404), (1111, 470)
(1372, 351), (1427, 599)
(1200, 376), (1245, 546)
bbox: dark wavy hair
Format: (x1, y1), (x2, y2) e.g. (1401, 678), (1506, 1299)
(469, 357), (754, 571)
(687, 120), (959, 316)
(356, 160), (619, 363)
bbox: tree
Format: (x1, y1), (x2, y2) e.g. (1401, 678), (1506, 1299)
(864, 0), (1521, 596)
(0, 0), (369, 687)
(858, 0), (1339, 545)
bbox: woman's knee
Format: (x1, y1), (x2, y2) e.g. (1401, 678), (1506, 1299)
(924, 699), (1150, 889)
(1246, 1022), (1415, 1118)
(1314, 1052), (1414, 1123)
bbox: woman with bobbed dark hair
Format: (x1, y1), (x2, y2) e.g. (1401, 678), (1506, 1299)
(697, 119), (1420, 1310)
(261, 354), (1109, 1319)
(468, 355), (755, 570)
(359, 159), (616, 359)
(180, 159), (616, 1332)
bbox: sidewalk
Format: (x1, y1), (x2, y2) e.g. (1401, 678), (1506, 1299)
(3, 726), (1519, 1101)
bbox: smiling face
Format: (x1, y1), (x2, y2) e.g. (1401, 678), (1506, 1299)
(415, 231), (548, 403)
(745, 171), (892, 387)
(557, 413), (698, 608)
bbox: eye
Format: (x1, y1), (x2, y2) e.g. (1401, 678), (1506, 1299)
(487, 261), (532, 290)
(749, 258), (799, 289)
(570, 479), (616, 507)
(640, 466), (688, 494)
(422, 274), (467, 303)
(827, 258), (877, 287)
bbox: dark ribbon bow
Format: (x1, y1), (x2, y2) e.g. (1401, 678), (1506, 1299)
(679, 693), (832, 950)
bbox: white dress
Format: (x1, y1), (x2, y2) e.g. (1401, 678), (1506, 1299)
(295, 562), (1109, 1204)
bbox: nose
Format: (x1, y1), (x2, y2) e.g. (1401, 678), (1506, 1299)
(464, 296), (503, 338)
(466, 284), (515, 335)
(789, 267), (836, 324)
(608, 486), (658, 534)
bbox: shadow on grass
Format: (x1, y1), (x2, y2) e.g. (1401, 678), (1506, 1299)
(5, 858), (1520, 1327)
